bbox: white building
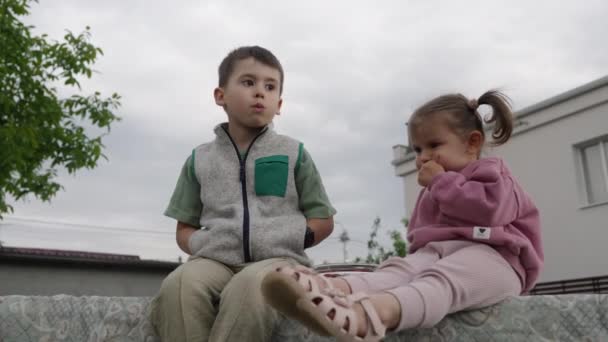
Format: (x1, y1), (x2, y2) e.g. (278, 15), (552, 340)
(392, 76), (608, 283)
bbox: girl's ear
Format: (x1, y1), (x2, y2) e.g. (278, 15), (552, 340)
(467, 130), (484, 155)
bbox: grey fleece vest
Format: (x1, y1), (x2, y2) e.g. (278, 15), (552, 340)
(188, 123), (310, 266)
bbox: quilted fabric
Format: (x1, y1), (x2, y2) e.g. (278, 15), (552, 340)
(0, 294), (606, 341)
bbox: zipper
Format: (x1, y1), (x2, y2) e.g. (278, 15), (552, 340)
(222, 126), (266, 263)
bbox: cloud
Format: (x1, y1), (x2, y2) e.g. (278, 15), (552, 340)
(6, 0), (608, 263)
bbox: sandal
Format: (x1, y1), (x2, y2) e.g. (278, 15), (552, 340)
(276, 265), (338, 293)
(262, 267), (386, 341)
(261, 265), (341, 324)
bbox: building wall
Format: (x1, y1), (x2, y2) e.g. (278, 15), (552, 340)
(0, 261), (174, 296)
(394, 81), (608, 282)
(494, 95), (608, 282)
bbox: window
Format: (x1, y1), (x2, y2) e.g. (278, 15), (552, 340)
(576, 136), (608, 206)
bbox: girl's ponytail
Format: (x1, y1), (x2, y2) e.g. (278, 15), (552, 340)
(477, 90), (514, 146)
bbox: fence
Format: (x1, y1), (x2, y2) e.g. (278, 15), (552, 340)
(529, 275), (608, 295)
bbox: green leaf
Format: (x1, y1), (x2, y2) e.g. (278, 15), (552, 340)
(0, 0), (121, 216)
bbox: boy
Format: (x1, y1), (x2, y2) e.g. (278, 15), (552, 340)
(149, 46), (336, 342)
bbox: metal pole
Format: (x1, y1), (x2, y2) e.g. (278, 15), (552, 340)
(339, 229), (350, 263)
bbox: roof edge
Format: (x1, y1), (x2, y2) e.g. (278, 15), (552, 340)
(516, 75), (608, 119)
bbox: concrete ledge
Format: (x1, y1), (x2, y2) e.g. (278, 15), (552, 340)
(1, 294), (606, 341)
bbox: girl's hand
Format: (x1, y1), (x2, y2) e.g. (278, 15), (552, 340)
(418, 159), (445, 187)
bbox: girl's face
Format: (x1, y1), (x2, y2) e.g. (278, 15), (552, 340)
(410, 113), (482, 172)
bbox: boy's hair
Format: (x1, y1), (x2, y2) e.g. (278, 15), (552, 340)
(408, 90), (514, 146)
(218, 46), (284, 94)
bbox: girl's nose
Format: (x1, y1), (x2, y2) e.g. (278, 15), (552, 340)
(419, 151), (432, 163)
(416, 154), (430, 169)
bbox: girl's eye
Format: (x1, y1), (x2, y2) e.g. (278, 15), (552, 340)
(265, 84), (275, 91)
(430, 142), (441, 149)
(413, 147), (421, 154)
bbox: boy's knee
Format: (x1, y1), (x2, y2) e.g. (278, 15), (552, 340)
(157, 266), (184, 296)
(223, 272), (264, 300)
(221, 259), (289, 303)
(157, 261), (213, 298)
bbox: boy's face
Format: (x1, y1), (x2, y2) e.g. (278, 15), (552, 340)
(214, 57), (282, 130)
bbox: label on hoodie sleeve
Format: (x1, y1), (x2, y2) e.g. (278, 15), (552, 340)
(473, 226), (491, 240)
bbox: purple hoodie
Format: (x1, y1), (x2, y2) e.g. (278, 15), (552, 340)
(407, 157), (543, 292)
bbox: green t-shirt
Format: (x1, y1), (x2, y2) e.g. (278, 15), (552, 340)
(165, 147), (336, 227)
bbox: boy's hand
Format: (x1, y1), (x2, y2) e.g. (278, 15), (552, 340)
(418, 159), (445, 187)
(305, 217), (334, 247)
(176, 221), (198, 255)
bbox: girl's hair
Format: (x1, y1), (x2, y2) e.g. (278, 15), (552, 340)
(409, 90), (514, 146)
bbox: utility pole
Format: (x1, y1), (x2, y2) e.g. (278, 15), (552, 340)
(339, 229), (350, 262)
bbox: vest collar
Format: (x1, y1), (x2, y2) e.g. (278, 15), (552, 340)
(213, 122), (274, 142)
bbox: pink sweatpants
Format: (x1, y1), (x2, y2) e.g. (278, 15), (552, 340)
(342, 240), (521, 331)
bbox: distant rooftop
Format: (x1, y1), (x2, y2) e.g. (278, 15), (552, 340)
(0, 246), (141, 261)
(0, 246), (180, 270)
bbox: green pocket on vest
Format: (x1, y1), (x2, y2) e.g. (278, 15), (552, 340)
(255, 155), (289, 197)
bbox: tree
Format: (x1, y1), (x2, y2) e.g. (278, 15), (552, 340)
(354, 216), (407, 264)
(0, 0), (121, 216)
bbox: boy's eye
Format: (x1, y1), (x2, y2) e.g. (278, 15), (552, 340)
(430, 142), (441, 149)
(413, 147), (421, 154)
(265, 84), (275, 91)
(242, 79), (254, 86)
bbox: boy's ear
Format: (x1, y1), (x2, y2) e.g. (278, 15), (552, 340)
(214, 87), (225, 107)
(276, 98), (283, 115)
(466, 130), (484, 154)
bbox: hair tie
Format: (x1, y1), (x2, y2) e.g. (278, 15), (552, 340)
(467, 98), (479, 111)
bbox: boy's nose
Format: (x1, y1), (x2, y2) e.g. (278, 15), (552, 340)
(254, 86), (265, 98)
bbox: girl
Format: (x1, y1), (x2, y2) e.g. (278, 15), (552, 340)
(261, 90), (543, 341)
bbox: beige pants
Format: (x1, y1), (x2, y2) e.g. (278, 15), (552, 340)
(149, 257), (292, 342)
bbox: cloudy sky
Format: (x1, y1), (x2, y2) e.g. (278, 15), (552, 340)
(1, 0), (607, 264)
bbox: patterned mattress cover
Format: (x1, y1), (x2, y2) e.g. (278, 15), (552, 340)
(0, 294), (606, 341)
